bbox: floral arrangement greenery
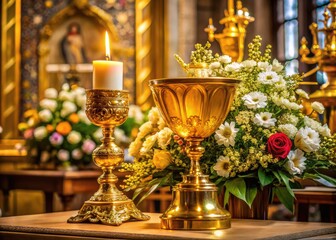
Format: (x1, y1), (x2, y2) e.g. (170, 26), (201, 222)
(121, 36), (336, 211)
(19, 83), (145, 169)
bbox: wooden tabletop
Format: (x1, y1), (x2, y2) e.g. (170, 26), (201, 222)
(0, 211), (335, 240)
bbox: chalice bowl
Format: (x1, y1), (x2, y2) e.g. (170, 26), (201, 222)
(149, 77), (240, 230)
(68, 89), (149, 225)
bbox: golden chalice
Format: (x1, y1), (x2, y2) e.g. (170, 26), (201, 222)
(68, 89), (149, 225)
(149, 77), (240, 230)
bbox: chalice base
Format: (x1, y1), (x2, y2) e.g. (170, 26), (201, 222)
(160, 174), (231, 230)
(68, 197), (150, 226)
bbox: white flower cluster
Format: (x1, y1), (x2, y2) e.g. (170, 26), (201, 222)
(205, 52), (330, 178)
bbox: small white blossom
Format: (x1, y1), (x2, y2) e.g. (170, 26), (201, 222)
(295, 89), (309, 99)
(241, 60), (257, 68)
(272, 59), (284, 72)
(148, 107), (161, 125)
(285, 149), (306, 175)
(209, 62), (221, 69)
(157, 127), (173, 149)
(311, 101), (325, 114)
(128, 105), (144, 124)
(67, 131), (82, 145)
(61, 101), (77, 117)
(294, 127), (320, 153)
(215, 122), (239, 147)
(59, 91), (75, 102)
(242, 91), (267, 109)
(258, 71), (280, 85)
(224, 62), (241, 72)
(138, 121), (153, 138)
(218, 55), (231, 64)
(257, 61), (271, 71)
(140, 134), (157, 154)
(318, 124), (331, 137)
(78, 110), (91, 125)
(38, 109), (52, 122)
(253, 112), (277, 128)
(40, 99), (58, 112)
(213, 156), (231, 178)
(34, 126), (48, 141)
(44, 88), (58, 99)
(304, 116), (321, 132)
(278, 124), (298, 139)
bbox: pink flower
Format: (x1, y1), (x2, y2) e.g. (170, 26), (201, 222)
(49, 132), (64, 146)
(23, 129), (34, 139)
(82, 139), (96, 154)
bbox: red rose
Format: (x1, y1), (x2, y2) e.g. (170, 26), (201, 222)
(267, 133), (292, 159)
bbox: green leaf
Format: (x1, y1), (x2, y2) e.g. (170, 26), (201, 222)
(137, 179), (162, 205)
(225, 178), (246, 202)
(278, 170), (295, 198)
(274, 186), (294, 213)
(272, 170), (281, 182)
(245, 187), (257, 208)
(132, 186), (145, 201)
(215, 177), (224, 185)
(224, 189), (230, 208)
(258, 168), (274, 186)
(306, 172), (336, 187)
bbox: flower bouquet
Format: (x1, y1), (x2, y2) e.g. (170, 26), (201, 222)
(121, 36), (336, 213)
(19, 84), (101, 169)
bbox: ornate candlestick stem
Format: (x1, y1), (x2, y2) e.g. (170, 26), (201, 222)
(186, 139), (204, 175)
(68, 89), (149, 225)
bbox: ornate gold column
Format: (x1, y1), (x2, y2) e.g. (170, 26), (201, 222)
(300, 0), (336, 133)
(0, 0), (21, 138)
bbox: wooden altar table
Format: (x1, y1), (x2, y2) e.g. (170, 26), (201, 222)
(0, 211), (335, 240)
(0, 170), (103, 215)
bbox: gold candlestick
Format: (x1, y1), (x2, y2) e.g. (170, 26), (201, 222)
(149, 77), (240, 230)
(68, 89), (149, 225)
(300, 0), (336, 133)
(204, 0), (254, 62)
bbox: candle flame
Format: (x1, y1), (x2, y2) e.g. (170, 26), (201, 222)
(105, 31), (110, 60)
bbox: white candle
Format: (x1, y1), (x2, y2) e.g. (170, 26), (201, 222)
(92, 32), (123, 90)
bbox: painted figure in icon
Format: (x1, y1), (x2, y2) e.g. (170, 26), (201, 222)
(61, 22), (88, 64)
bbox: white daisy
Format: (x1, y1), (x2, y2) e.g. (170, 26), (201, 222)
(258, 71), (280, 84)
(253, 112), (277, 128)
(285, 149), (306, 175)
(294, 127), (320, 153)
(242, 92), (267, 109)
(213, 156), (231, 178)
(215, 122), (239, 147)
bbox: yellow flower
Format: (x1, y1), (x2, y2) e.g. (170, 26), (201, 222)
(24, 109), (38, 118)
(68, 113), (80, 124)
(18, 122), (29, 131)
(152, 150), (172, 170)
(56, 121), (72, 136)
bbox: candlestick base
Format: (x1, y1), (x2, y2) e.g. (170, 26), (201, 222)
(68, 89), (149, 225)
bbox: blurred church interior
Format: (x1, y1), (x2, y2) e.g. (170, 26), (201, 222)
(0, 0), (335, 225)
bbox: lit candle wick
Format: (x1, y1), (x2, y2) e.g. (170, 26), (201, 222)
(105, 31), (110, 61)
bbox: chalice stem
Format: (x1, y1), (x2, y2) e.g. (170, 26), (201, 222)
(102, 126), (115, 147)
(186, 139), (205, 176)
